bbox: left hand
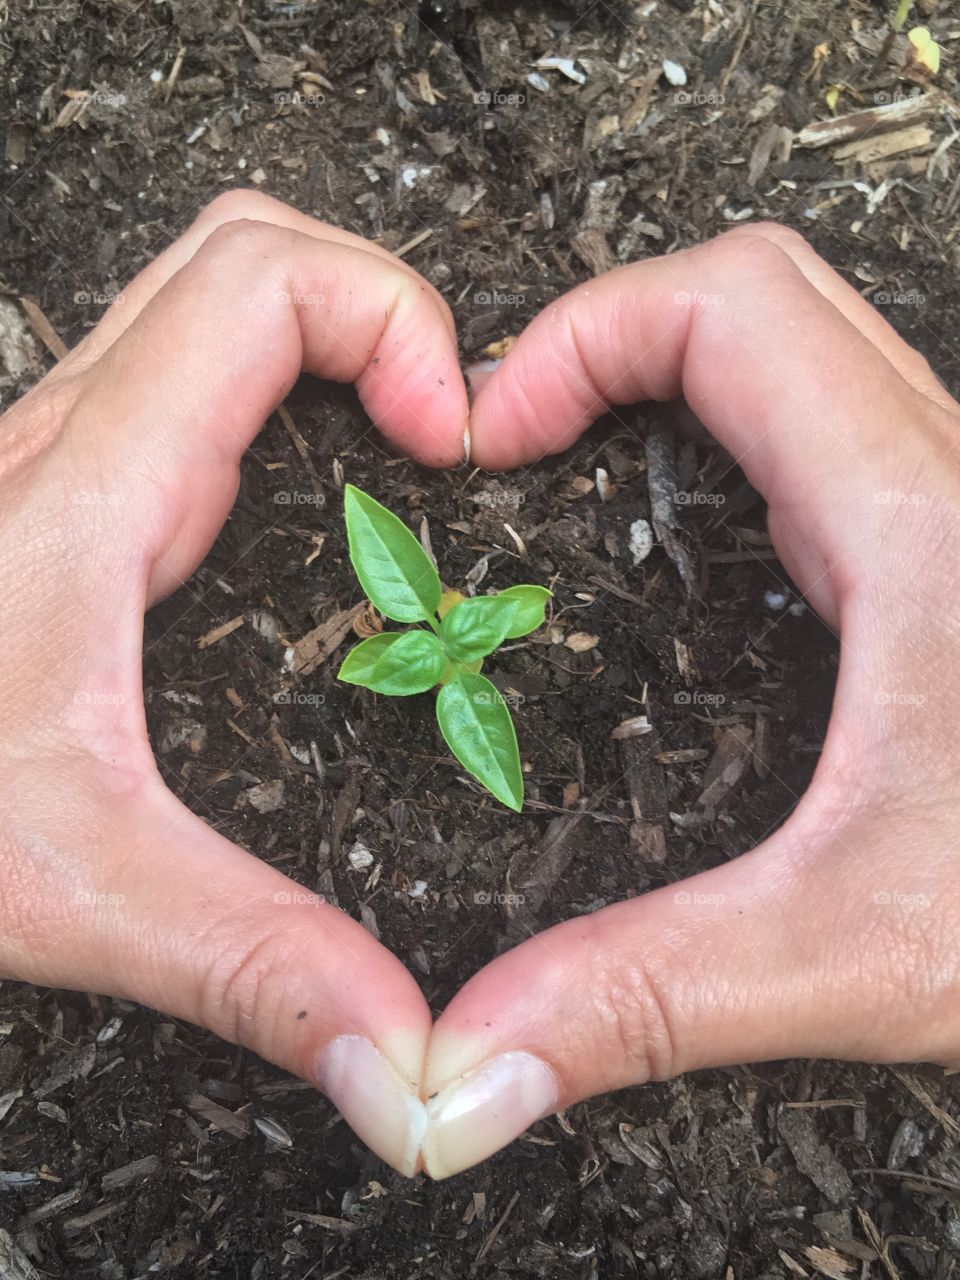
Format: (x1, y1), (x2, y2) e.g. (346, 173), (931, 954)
(420, 224), (960, 1178)
(0, 190), (468, 1176)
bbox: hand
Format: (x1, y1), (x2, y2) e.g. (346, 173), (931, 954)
(0, 190), (468, 1177)
(419, 225), (960, 1178)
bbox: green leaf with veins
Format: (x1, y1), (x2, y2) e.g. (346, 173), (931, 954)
(338, 631), (446, 696)
(344, 484), (442, 623)
(440, 595), (519, 664)
(436, 671), (523, 811)
(495, 584), (552, 638)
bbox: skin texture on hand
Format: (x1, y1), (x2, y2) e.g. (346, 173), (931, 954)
(2, 197), (960, 1181)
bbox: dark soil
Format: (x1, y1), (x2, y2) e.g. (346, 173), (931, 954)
(2, 0), (960, 1276)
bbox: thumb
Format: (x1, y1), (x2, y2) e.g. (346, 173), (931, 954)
(420, 766), (893, 1179)
(10, 772), (432, 1176)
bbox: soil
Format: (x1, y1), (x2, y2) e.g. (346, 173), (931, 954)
(2, 0), (960, 1276)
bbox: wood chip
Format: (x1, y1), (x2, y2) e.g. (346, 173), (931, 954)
(63, 1202), (123, 1235)
(778, 1107), (854, 1203)
(646, 423), (698, 595)
(395, 227), (433, 258)
(34, 1042), (95, 1099)
(571, 228), (617, 276)
(795, 92), (946, 149)
(889, 1066), (960, 1137)
(834, 124), (932, 163)
(18, 296), (68, 360)
(749, 123), (793, 185)
(803, 1246), (854, 1280)
(101, 1155), (159, 1191)
(277, 403), (323, 499)
(0, 1229), (40, 1280)
(197, 614), (245, 649)
(285, 603), (364, 676)
(187, 1093), (252, 1139)
(618, 716), (668, 861)
(22, 1185), (83, 1223)
(283, 1210), (358, 1235)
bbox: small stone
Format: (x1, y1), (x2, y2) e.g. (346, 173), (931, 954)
(629, 518), (654, 565)
(347, 840), (374, 871)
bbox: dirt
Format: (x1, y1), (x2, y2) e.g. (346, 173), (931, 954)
(2, 0), (960, 1275)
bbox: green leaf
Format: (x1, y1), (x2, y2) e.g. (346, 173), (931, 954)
(344, 485), (442, 624)
(338, 631), (446, 696)
(495, 584), (552, 638)
(440, 595), (518, 663)
(436, 671), (523, 810)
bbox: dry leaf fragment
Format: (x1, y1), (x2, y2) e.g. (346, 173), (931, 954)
(285, 603), (363, 675)
(611, 715), (652, 739)
(482, 335), (516, 360)
(564, 632), (599, 653)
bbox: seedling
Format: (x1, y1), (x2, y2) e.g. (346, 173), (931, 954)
(337, 485), (550, 811)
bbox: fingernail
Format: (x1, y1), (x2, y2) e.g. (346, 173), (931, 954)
(421, 1051), (559, 1179)
(315, 1035), (427, 1177)
(465, 358), (501, 403)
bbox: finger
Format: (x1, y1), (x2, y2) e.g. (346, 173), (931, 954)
(731, 223), (953, 410)
(61, 216), (469, 602)
(1, 772), (432, 1176)
(63, 189), (457, 369)
(468, 226), (959, 622)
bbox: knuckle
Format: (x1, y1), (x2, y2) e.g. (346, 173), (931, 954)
(709, 222), (808, 280)
(721, 220), (808, 256)
(198, 920), (292, 1050)
(200, 215), (273, 256)
(587, 943), (676, 1084)
(196, 188), (276, 228)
